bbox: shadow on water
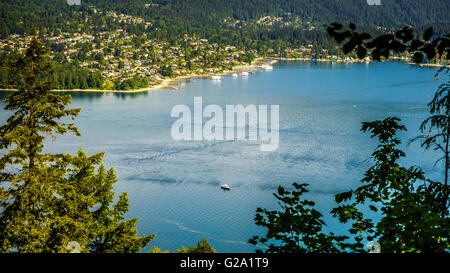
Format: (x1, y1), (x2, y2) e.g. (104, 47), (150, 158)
(0, 92), (12, 102)
(1, 90), (150, 102)
(54, 91), (105, 101)
(112, 91), (149, 100)
(63, 91), (150, 101)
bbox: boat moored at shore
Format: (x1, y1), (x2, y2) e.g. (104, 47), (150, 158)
(261, 64), (273, 70)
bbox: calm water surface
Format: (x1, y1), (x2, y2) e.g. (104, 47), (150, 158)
(0, 61), (443, 252)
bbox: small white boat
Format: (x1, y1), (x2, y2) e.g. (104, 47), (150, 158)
(172, 83), (185, 90)
(232, 73), (238, 77)
(220, 184), (230, 190)
(261, 64), (273, 70)
(211, 75), (222, 80)
(241, 71), (249, 76)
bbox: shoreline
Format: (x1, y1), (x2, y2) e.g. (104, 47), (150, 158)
(0, 57), (268, 94)
(1, 57), (446, 94)
(273, 56), (448, 67)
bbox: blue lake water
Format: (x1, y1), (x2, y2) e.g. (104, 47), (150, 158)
(0, 60), (444, 252)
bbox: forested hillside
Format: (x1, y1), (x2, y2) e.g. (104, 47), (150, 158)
(1, 0), (449, 38)
(0, 0), (448, 90)
(141, 0), (450, 27)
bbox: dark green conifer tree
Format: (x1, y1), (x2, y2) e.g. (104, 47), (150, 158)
(0, 35), (154, 253)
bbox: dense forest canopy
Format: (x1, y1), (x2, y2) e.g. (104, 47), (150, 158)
(1, 0), (449, 37)
(144, 0), (450, 27)
(1, 0), (448, 55)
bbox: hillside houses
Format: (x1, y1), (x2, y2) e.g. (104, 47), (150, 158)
(0, 24), (251, 90)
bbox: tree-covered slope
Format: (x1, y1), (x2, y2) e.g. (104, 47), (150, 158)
(1, 0), (449, 38)
(144, 0), (449, 27)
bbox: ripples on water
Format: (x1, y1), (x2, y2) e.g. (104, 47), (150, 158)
(0, 61), (443, 252)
